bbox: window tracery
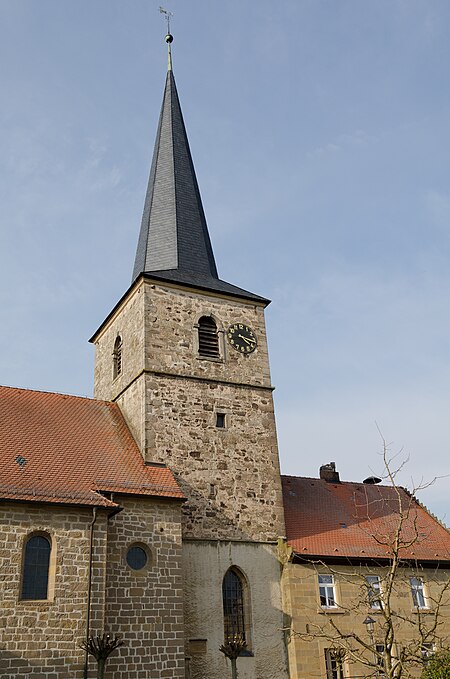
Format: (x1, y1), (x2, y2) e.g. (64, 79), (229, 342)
(222, 567), (247, 644)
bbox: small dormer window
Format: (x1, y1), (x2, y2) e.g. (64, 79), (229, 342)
(113, 335), (123, 379)
(198, 316), (219, 358)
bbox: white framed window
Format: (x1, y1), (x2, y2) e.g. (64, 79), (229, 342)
(410, 577), (427, 609)
(325, 649), (345, 679)
(319, 574), (337, 608)
(366, 575), (382, 609)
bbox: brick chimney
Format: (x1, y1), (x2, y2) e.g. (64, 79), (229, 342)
(319, 462), (340, 483)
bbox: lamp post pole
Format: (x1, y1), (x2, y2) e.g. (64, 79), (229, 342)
(363, 616), (377, 679)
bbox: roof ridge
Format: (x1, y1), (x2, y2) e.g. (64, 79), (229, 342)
(282, 473), (410, 490)
(0, 384), (115, 407)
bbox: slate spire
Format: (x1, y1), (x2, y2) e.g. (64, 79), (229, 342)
(132, 35), (267, 304)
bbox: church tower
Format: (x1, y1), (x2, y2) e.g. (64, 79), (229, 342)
(91, 34), (289, 679)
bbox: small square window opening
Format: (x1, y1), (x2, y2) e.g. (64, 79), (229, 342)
(216, 413), (226, 428)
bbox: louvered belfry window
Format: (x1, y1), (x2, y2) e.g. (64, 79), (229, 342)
(222, 568), (246, 643)
(198, 316), (219, 358)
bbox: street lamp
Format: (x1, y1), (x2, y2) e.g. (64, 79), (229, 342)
(363, 616), (378, 677)
(363, 616), (375, 635)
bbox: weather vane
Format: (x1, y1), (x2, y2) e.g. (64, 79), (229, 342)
(159, 6), (174, 70)
(159, 6), (174, 35)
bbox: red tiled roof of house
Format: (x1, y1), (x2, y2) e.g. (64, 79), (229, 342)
(0, 385), (184, 507)
(282, 475), (450, 562)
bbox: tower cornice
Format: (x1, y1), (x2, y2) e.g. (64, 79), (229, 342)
(89, 274), (269, 345)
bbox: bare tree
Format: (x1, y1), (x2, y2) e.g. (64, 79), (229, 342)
(219, 635), (247, 679)
(289, 437), (450, 679)
(80, 633), (124, 679)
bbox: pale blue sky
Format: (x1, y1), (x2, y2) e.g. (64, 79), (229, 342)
(1, 1), (450, 519)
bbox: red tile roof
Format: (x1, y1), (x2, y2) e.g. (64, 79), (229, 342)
(282, 475), (450, 562)
(0, 386), (184, 507)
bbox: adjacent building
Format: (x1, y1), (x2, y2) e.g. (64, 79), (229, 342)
(281, 464), (450, 679)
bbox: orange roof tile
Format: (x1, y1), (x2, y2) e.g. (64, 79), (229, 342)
(0, 386), (184, 507)
(282, 475), (450, 563)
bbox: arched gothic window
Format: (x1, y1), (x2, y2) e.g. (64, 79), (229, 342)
(21, 534), (51, 600)
(198, 316), (219, 358)
(113, 335), (123, 379)
(222, 568), (246, 643)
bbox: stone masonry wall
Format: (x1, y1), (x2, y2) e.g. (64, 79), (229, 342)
(141, 373), (284, 541)
(141, 282), (272, 388)
(93, 284), (145, 398)
(0, 502), (108, 678)
(93, 280), (272, 399)
(104, 496), (185, 679)
(92, 280), (286, 543)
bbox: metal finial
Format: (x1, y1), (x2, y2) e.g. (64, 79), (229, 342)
(159, 6), (173, 33)
(159, 7), (174, 70)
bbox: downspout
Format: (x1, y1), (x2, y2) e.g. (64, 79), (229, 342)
(278, 537), (293, 678)
(84, 506), (98, 679)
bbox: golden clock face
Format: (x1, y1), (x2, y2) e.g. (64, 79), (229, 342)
(227, 323), (257, 354)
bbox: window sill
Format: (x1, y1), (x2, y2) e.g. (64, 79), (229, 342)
(412, 608), (433, 614)
(318, 607), (345, 614)
(196, 355), (224, 363)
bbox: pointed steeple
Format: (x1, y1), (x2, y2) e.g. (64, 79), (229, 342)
(132, 36), (267, 304)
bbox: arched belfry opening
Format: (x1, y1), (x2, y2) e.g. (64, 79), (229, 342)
(197, 316), (220, 358)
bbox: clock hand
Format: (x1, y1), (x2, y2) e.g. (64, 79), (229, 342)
(238, 334), (256, 345)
